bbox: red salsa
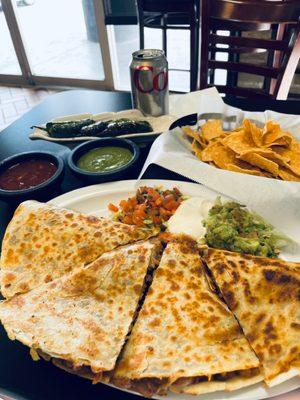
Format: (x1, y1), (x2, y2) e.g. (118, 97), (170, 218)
(0, 159), (57, 191)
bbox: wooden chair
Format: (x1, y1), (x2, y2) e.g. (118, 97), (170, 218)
(199, 0), (300, 99)
(288, 66), (300, 98)
(136, 0), (200, 91)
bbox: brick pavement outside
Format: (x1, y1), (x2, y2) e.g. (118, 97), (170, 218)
(0, 86), (59, 132)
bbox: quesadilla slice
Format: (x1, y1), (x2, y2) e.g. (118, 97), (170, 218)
(112, 237), (261, 397)
(0, 240), (162, 382)
(0, 200), (158, 298)
(203, 248), (300, 386)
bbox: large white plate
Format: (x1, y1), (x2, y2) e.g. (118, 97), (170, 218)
(50, 179), (300, 400)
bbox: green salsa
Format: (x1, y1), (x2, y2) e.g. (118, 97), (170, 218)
(77, 146), (133, 173)
(203, 199), (288, 258)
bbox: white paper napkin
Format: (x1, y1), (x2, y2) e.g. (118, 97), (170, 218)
(169, 87), (225, 118)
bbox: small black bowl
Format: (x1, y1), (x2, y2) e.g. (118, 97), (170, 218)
(68, 137), (140, 184)
(0, 151), (65, 204)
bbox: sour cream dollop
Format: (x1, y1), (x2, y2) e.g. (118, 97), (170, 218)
(166, 197), (213, 241)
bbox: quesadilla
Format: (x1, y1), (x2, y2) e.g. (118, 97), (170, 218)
(0, 240), (161, 382)
(203, 248), (300, 386)
(0, 200), (158, 298)
(112, 237), (261, 397)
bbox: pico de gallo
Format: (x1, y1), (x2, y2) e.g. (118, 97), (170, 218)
(108, 186), (184, 228)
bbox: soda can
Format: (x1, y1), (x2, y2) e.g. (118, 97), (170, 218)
(130, 49), (169, 117)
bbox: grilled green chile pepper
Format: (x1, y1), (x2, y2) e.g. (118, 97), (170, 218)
(80, 120), (110, 136)
(31, 118), (95, 138)
(80, 118), (153, 137)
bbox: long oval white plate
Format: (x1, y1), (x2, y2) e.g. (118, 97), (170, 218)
(50, 179), (300, 400)
(30, 109), (176, 142)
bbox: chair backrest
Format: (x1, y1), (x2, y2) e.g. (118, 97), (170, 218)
(200, 0), (300, 99)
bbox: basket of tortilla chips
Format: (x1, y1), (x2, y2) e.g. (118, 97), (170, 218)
(183, 119), (300, 181)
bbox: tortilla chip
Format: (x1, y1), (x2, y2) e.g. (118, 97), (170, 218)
(262, 121), (293, 147)
(278, 168), (300, 182)
(201, 120), (224, 142)
(191, 139), (203, 160)
(276, 140), (300, 176)
(182, 126), (202, 144)
(226, 164), (265, 177)
(248, 149), (291, 170)
(222, 129), (255, 154)
(237, 152), (279, 176)
(254, 149), (290, 163)
(201, 141), (218, 162)
(245, 119), (263, 147)
(202, 141), (236, 168)
(265, 136), (293, 147)
(262, 120), (281, 136)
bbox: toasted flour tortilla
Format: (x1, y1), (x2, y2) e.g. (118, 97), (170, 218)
(112, 237), (261, 397)
(0, 200), (158, 298)
(203, 248), (300, 386)
(0, 240), (161, 381)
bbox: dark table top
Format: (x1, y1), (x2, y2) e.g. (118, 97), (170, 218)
(0, 90), (132, 246)
(0, 89), (299, 400)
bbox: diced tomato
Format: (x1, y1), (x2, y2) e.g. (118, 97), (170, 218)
(132, 213), (143, 226)
(123, 215), (133, 225)
(136, 205), (147, 219)
(129, 197), (137, 208)
(152, 216), (160, 225)
(159, 208), (171, 216)
(119, 199), (128, 211)
(152, 192), (160, 201)
(164, 199), (178, 211)
(108, 203), (119, 212)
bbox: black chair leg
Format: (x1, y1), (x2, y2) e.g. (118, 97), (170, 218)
(195, 17), (200, 90)
(209, 29), (217, 85)
(190, 19), (198, 91)
(190, 0), (200, 91)
(139, 19), (145, 49)
(162, 14), (167, 56)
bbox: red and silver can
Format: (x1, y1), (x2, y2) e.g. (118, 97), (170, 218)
(130, 49), (169, 117)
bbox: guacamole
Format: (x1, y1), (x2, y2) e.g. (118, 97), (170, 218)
(203, 199), (286, 258)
